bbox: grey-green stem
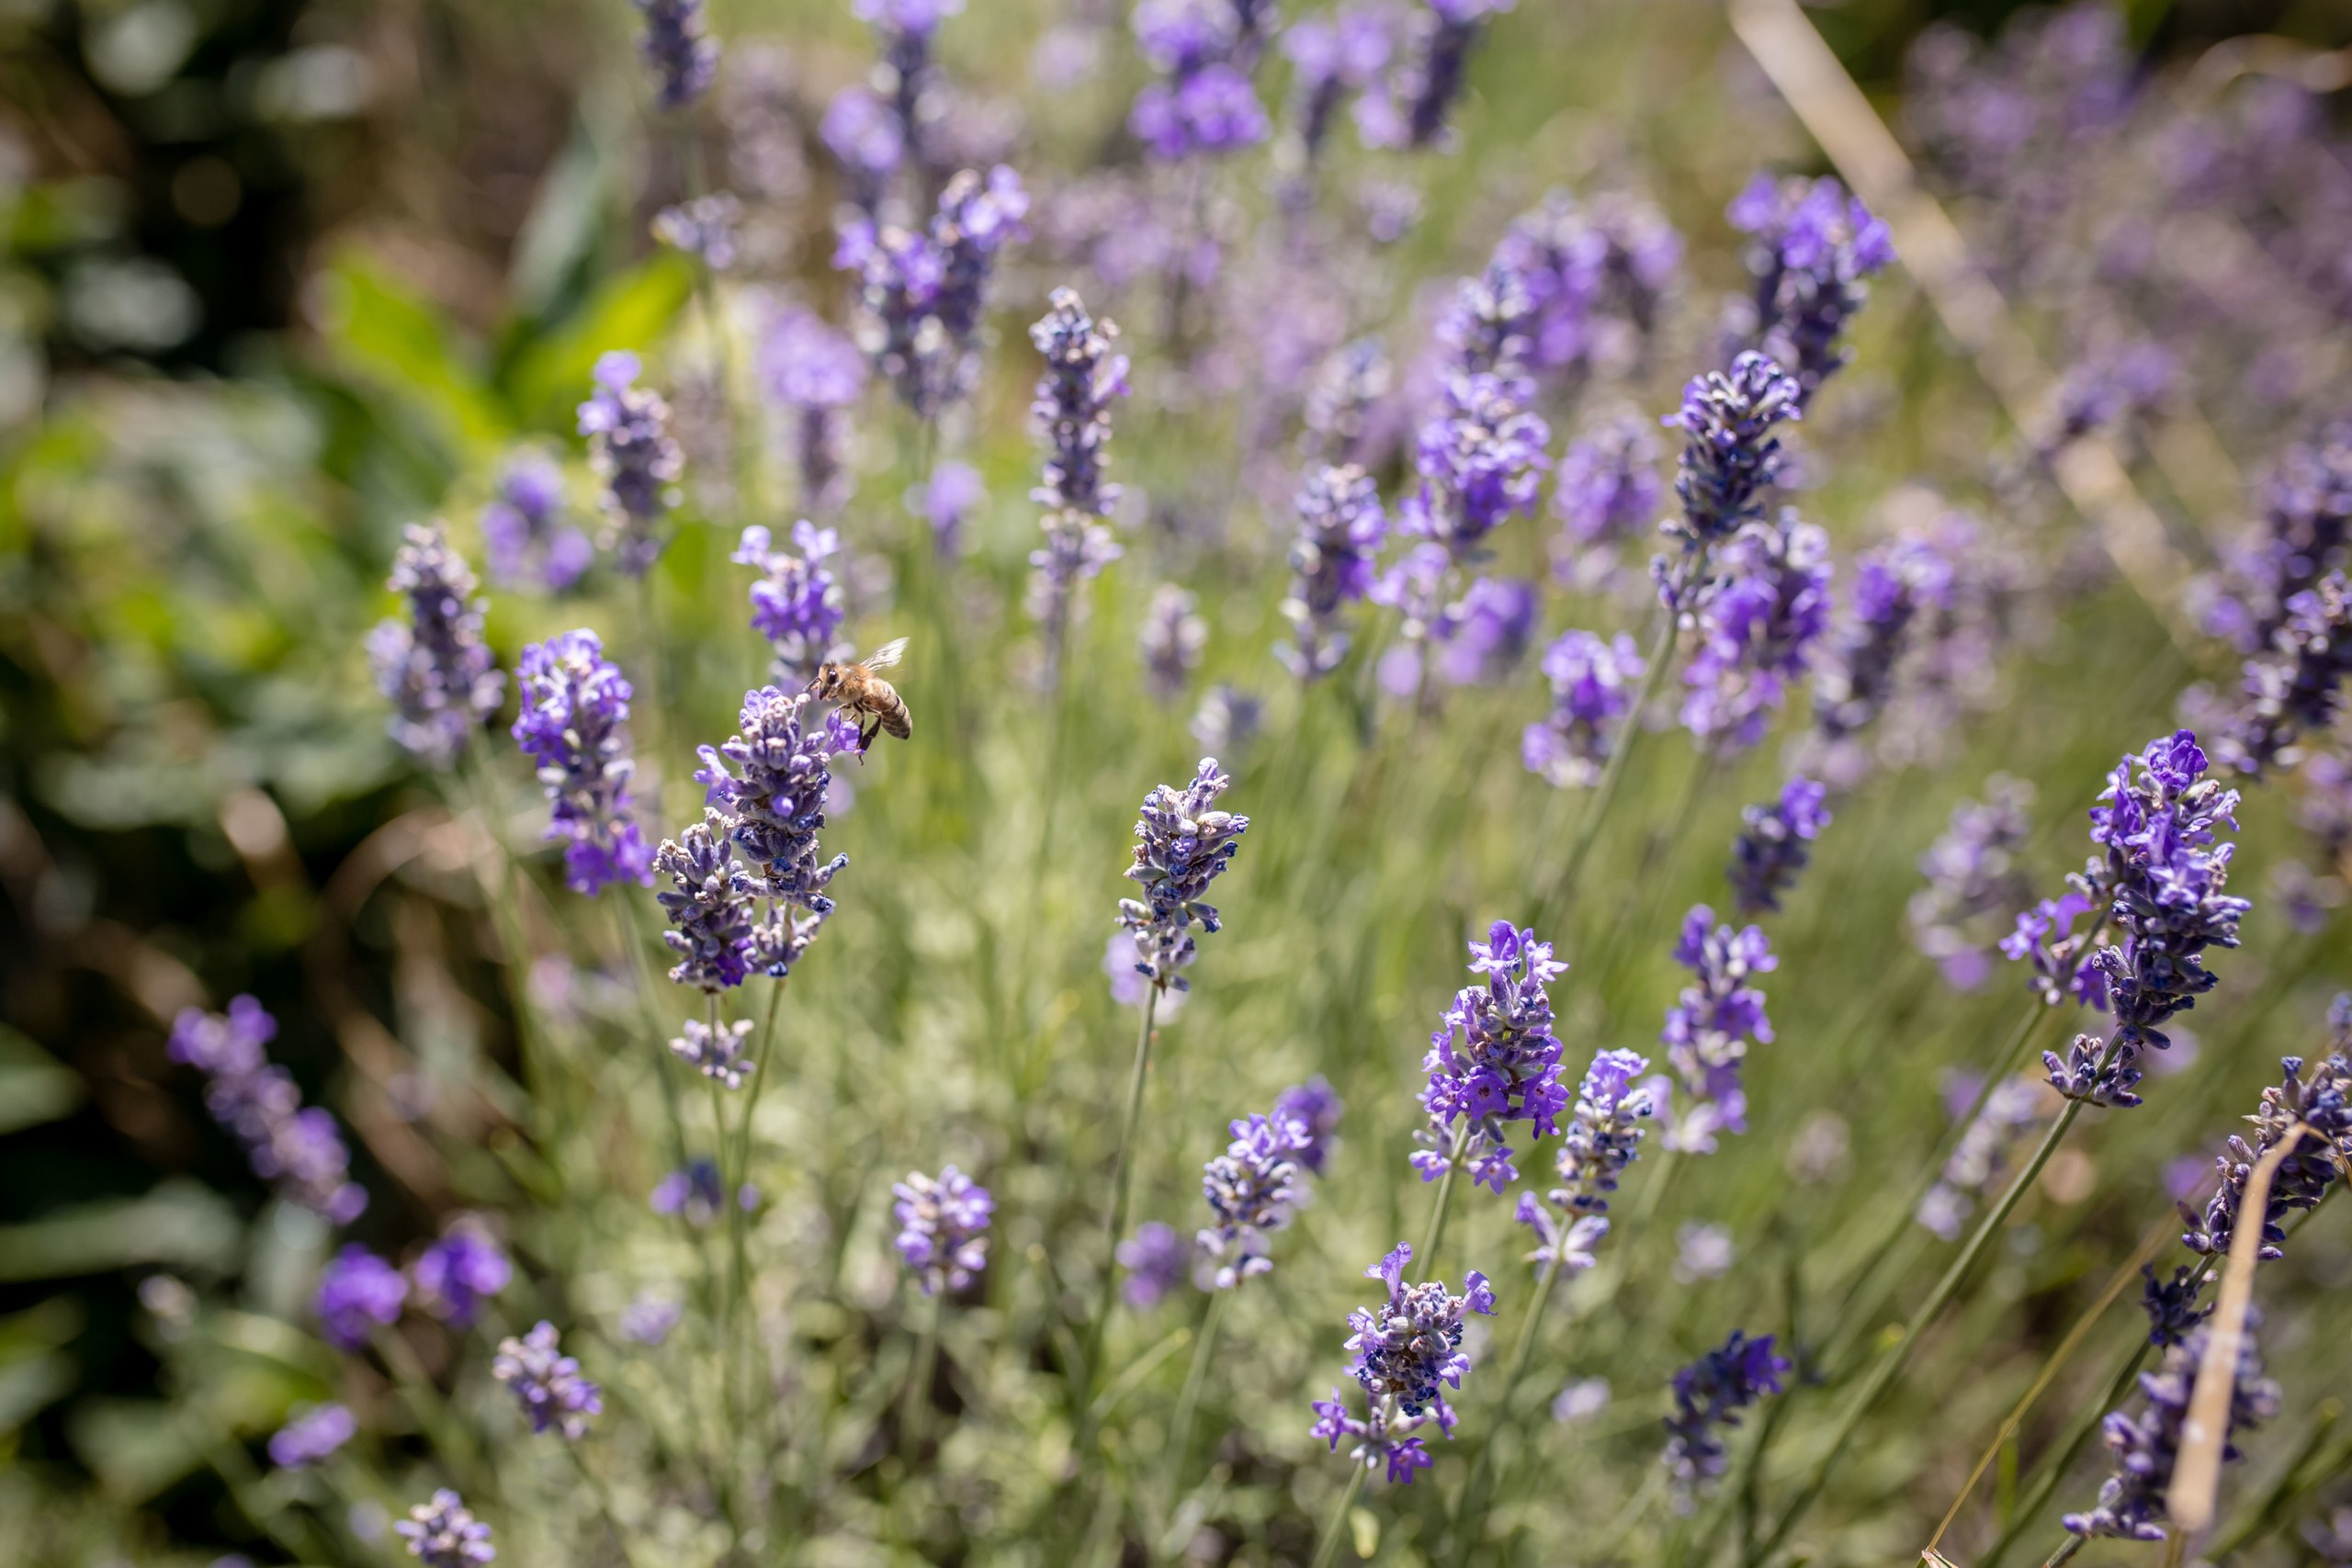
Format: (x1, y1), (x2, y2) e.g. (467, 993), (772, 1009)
(1417, 1121), (1473, 1277)
(1444, 1257), (1566, 1568)
(1083, 987), (1161, 1402)
(1156, 1283), (1232, 1560)
(1307, 1450), (1375, 1568)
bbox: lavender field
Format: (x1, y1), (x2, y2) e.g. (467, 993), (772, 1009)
(2, 1), (2350, 1565)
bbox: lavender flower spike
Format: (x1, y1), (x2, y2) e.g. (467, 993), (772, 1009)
(1518, 1049), (1648, 1274)
(1278, 464), (1388, 681)
(671, 1016), (753, 1089)
(2062, 1320), (2279, 1540)
(1658, 908), (1777, 1151)
(1727, 777), (1830, 915)
(1399, 371), (1552, 568)
(367, 523), (504, 769)
(1274, 1075), (1346, 1175)
(1356, 0), (1515, 152)
(1909, 779), (2035, 991)
(576, 351), (684, 577)
(1129, 0), (1271, 160)
(1118, 1221), (1192, 1308)
(267, 1402), (356, 1470)
(1726, 172), (1894, 406)
(481, 450), (590, 594)
(1419, 920), (1571, 1139)
(169, 997), (369, 1225)
(512, 630), (654, 897)
(837, 165), (1030, 418)
(1027, 287), (1129, 685)
(731, 522), (848, 686)
(1199, 1110), (1311, 1288)
(1662, 1330), (1790, 1500)
(492, 1321), (601, 1439)
(1140, 583), (1207, 701)
(1522, 629), (1646, 788)
(412, 1221), (512, 1329)
(1655, 352), (1803, 609)
(652, 810), (757, 991)
(316, 1244), (407, 1351)
(2218, 570), (2352, 776)
(2179, 1053), (2352, 1262)
(893, 1165), (994, 1294)
(754, 304), (866, 517)
(399, 1489), (495, 1567)
(1679, 507), (1833, 753)
(1116, 760), (1250, 993)
(1309, 1243), (1496, 1485)
(694, 686), (858, 975)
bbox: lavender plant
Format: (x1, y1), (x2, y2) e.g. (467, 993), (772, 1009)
(367, 523), (505, 768)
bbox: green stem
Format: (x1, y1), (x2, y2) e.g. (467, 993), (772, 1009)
(1444, 1258), (1564, 1568)
(2040, 1533), (2086, 1568)
(1542, 597), (1681, 931)
(901, 1286), (942, 1461)
(1307, 1459), (1374, 1568)
(1417, 1122), (1472, 1278)
(1158, 1284), (1231, 1549)
(565, 1440), (650, 1568)
(1083, 987), (1161, 1397)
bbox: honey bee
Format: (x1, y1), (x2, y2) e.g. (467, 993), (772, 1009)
(809, 637), (912, 751)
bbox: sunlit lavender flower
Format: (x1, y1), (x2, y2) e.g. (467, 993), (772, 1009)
(1283, 6), (1392, 158)
(893, 1165), (994, 1294)
(398, 1489), (494, 1567)
(1550, 417), (1663, 572)
(2062, 1320), (2278, 1540)
(632, 0), (718, 109)
(1278, 464), (1387, 681)
(1680, 509), (1833, 752)
(1916, 1075), (2047, 1241)
(1274, 1075), (1345, 1175)
(921, 460), (986, 557)
(1431, 577), (1537, 687)
(854, 0), (964, 176)
(1554, 1377), (1611, 1423)
(1437, 261), (1537, 382)
(481, 451), (590, 594)
(1661, 1330), (1789, 1499)
(1303, 337), (1392, 465)
(575, 351), (684, 576)
(1118, 1221), (1192, 1308)
(316, 1245), (407, 1351)
(1400, 372), (1552, 567)
(1521, 1052), (1651, 1266)
(731, 522), (848, 684)
(821, 86), (904, 215)
(367, 523), (504, 769)
(836, 165), (1029, 418)
(1522, 629), (1646, 789)
(1909, 778), (2036, 990)
(2048, 341), (2174, 447)
(2218, 571), (2351, 775)
(1199, 1110), (1310, 1287)
(267, 1402), (355, 1470)
(1672, 1222), (1737, 1283)
(1727, 777), (1829, 916)
(1658, 908), (1776, 1148)
(1812, 532), (1953, 746)
(755, 304), (866, 516)
(1140, 583), (1207, 701)
(411, 1223), (511, 1329)
(1129, 0), (1270, 160)
(1419, 921), (1569, 1161)
(169, 998), (368, 1224)
(651, 1158), (728, 1224)
(2179, 1052), (2351, 1261)
(653, 811), (757, 991)
(1027, 287), (1129, 683)
(512, 630), (654, 897)
(619, 1292), (683, 1346)
(1656, 353), (1803, 607)
(652, 192), (741, 270)
(492, 1321), (602, 1440)
(695, 687), (857, 974)
(1308, 1243), (1496, 1484)
(1356, 0), (1514, 152)
(1726, 172), (1894, 406)
(1116, 759), (1250, 993)
(670, 1016), (753, 1089)
(1514, 1193), (1605, 1273)
(2195, 421), (2350, 655)
(1190, 684), (1263, 759)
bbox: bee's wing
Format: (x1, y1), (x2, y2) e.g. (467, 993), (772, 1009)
(861, 636), (910, 671)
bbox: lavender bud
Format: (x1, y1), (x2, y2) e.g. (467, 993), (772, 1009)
(1129, 0), (1271, 160)
(1302, 337), (1391, 465)
(1812, 531), (1954, 745)
(1027, 287), (1129, 684)
(1419, 920), (1570, 1145)
(892, 1165), (993, 1294)
(1679, 508), (1833, 753)
(512, 630), (654, 897)
(1309, 1242), (1496, 1485)
(1277, 464), (1388, 681)
(1914, 1075), (2047, 1240)
(1522, 629), (1646, 789)
(670, 1016), (753, 1089)
(367, 523), (504, 769)
(398, 1489), (495, 1567)
(1117, 1221), (1193, 1308)
(1189, 683), (1264, 760)
(1550, 416), (1664, 570)
(1657, 353), (1803, 602)
(267, 1402), (356, 1470)
(2062, 1319), (2279, 1540)
(632, 0), (718, 108)
(1283, 6), (1392, 159)
(1658, 908), (1776, 1150)
(1140, 583), (1207, 701)
(575, 351), (684, 577)
(1273, 1075), (1345, 1175)
(2216, 571), (2352, 776)
(653, 811), (758, 992)
(1726, 777), (1830, 916)
(1725, 172), (1894, 406)
(754, 304), (865, 516)
(1662, 1330), (1790, 1502)
(731, 522), (849, 685)
(838, 165), (1030, 419)
(1199, 1110), (1311, 1287)
(315, 1244), (407, 1351)
(1909, 778), (2035, 991)
(1355, 0), (1514, 152)
(411, 1221), (512, 1329)
(168, 997), (368, 1224)
(1400, 371), (1551, 568)
(492, 1321), (602, 1440)
(480, 450), (590, 594)
(1116, 760), (1250, 993)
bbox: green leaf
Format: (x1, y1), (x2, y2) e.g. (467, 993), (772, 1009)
(311, 252), (510, 462)
(0, 1025), (82, 1134)
(504, 252), (695, 434)
(0, 1181), (243, 1282)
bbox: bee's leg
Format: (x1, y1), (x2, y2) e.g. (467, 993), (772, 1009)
(859, 718), (879, 754)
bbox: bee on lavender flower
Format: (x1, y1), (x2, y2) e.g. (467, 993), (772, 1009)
(808, 636), (912, 751)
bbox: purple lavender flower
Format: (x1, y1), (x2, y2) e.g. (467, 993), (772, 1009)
(1199, 1110), (1311, 1287)
(2139, 1264), (2211, 1350)
(2049, 341), (2175, 447)
(492, 1321), (602, 1440)
(1190, 683), (1264, 758)
(315, 1245), (407, 1351)
(1026, 287), (1128, 685)
(2003, 891), (2107, 1012)
(1662, 1330), (1790, 1497)
(1277, 464), (1387, 681)
(1355, 0), (1514, 152)
(481, 451), (591, 594)
(512, 630), (655, 897)
(367, 523), (505, 769)
(1431, 576), (1537, 687)
(1399, 372), (1552, 567)
(398, 1489), (494, 1567)
(1909, 777), (2036, 990)
(1117, 1221), (1192, 1308)
(731, 522), (848, 685)
(653, 811), (757, 991)
(1812, 531), (1954, 745)
(2217, 571), (2352, 776)
(1309, 1243), (1496, 1484)
(854, 0), (964, 179)
(1726, 172), (1894, 406)
(695, 686), (858, 963)
(893, 1165), (993, 1294)
(1274, 1075), (1345, 1175)
(1658, 908), (1776, 1149)
(1116, 759), (1250, 993)
(670, 1016), (752, 1089)
(1303, 336), (1392, 465)
(2178, 1053), (2351, 1262)
(754, 304), (866, 517)
(836, 165), (1029, 418)
(821, 86), (905, 215)
(2062, 1320), (2278, 1540)
(2198, 423), (2352, 655)
(1283, 6), (1392, 157)
(1679, 509), (1833, 752)
(1522, 629), (1646, 789)
(1418, 922), (1570, 1171)
(168, 998), (368, 1224)
(651, 1158), (726, 1224)
(1140, 583), (1207, 701)
(267, 1402), (356, 1470)
(1550, 417), (1663, 570)
(2092, 732), (2247, 1043)
(619, 1292), (683, 1345)
(1129, 1), (1271, 160)
(575, 351), (684, 577)
(920, 460), (986, 558)
(1915, 1075), (2046, 1241)
(1437, 261), (1538, 382)
(411, 1223), (511, 1329)
(632, 0), (718, 109)
(1655, 353), (1803, 606)
(1727, 777), (1830, 916)
(651, 192), (741, 271)
(1517, 1047), (1650, 1272)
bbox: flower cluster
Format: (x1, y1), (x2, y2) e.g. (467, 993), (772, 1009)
(1726, 777), (1830, 916)
(412, 1223), (512, 1329)
(2179, 1052), (2352, 1261)
(671, 1016), (753, 1089)
(1302, 336), (1391, 464)
(1655, 353), (1804, 609)
(1277, 464), (1388, 681)
(731, 522), (848, 685)
(1118, 1221), (1192, 1308)
(169, 998), (368, 1224)
(511, 631), (654, 897)
(893, 1165), (994, 1294)
(1657, 908), (1777, 1152)
(1430, 576), (1537, 687)
(654, 813), (758, 991)
(651, 192), (741, 270)
(1497, 189), (1682, 386)
(755, 303), (866, 516)
(837, 165), (1030, 418)
(481, 450), (589, 593)
(2062, 1320), (2279, 1540)
(1679, 509), (1834, 752)
(1116, 759), (1250, 992)
(1309, 1243), (1495, 1484)
(1916, 1074), (2048, 1241)
(1908, 779), (2036, 989)
(1811, 532), (1953, 745)
(1027, 287), (1130, 683)
(267, 1402), (356, 1470)
(1437, 260), (1537, 381)
(1418, 921), (1569, 1153)
(1283, 6), (1392, 159)
(651, 1159), (732, 1224)
(1129, 0), (1272, 160)
(1661, 1329), (1790, 1496)
(575, 350), (684, 577)
(1140, 583), (1207, 701)
(1275, 1075), (1346, 1176)
(854, 0), (963, 180)
(399, 1488), (495, 1567)
(492, 1321), (602, 1440)
(1198, 1110), (1310, 1287)
(1521, 629), (1647, 788)
(315, 1244), (407, 1350)
(632, 0), (718, 108)
(1550, 416), (1664, 571)
(2218, 570), (2351, 776)
(1398, 371), (1551, 567)
(821, 85), (903, 216)
(1517, 1048), (1653, 1272)
(367, 523), (505, 769)
(1725, 172), (1894, 406)
(2197, 421), (2351, 656)
(1356, 0), (1513, 152)
(693, 687), (859, 976)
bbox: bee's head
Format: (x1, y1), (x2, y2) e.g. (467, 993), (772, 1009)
(809, 664), (841, 698)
